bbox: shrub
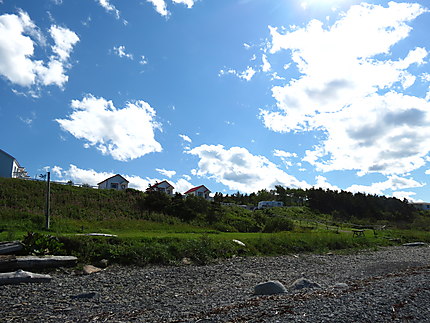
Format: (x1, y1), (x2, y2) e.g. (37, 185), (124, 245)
(263, 217), (294, 233)
(22, 231), (64, 255)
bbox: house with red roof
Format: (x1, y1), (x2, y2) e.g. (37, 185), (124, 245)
(184, 185), (211, 200)
(147, 180), (174, 196)
(98, 174), (129, 191)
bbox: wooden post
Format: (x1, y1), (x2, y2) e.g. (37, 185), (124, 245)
(45, 172), (50, 230)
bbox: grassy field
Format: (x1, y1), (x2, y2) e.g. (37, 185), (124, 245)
(1, 177), (429, 266)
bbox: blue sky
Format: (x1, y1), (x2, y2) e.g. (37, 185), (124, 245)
(1, 0), (430, 202)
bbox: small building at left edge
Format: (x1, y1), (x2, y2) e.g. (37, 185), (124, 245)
(98, 174), (129, 191)
(0, 148), (29, 179)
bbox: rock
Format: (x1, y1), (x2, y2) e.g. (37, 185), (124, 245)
(232, 239), (246, 247)
(83, 265), (102, 275)
(182, 257), (192, 265)
(402, 242), (427, 247)
(254, 280), (287, 295)
(95, 259), (109, 268)
(291, 278), (321, 290)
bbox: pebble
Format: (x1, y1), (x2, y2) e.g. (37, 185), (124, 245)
(1, 246), (430, 322)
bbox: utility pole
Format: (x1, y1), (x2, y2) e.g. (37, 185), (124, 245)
(45, 172), (51, 230)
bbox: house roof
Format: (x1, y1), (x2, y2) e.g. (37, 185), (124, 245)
(184, 185), (210, 194)
(97, 174), (129, 185)
(148, 180), (174, 190)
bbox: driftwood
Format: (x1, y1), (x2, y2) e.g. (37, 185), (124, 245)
(0, 269), (52, 285)
(0, 241), (24, 255)
(76, 233), (117, 237)
(0, 255), (77, 272)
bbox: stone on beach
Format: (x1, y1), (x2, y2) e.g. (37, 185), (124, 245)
(254, 280), (287, 295)
(290, 277), (321, 290)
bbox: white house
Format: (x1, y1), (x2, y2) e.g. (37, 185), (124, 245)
(97, 174), (129, 190)
(258, 201), (284, 209)
(147, 180), (174, 196)
(184, 185), (211, 200)
(0, 149), (28, 179)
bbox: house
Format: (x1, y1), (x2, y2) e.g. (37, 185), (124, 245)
(257, 201), (284, 209)
(411, 202), (430, 211)
(0, 149), (28, 179)
(98, 174), (129, 190)
(147, 180), (174, 196)
(184, 185), (211, 200)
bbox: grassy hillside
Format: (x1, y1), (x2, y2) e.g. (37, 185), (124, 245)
(0, 177), (143, 231)
(2, 177), (430, 266)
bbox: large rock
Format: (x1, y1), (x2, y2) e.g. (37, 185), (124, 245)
(290, 278), (321, 290)
(254, 280), (287, 295)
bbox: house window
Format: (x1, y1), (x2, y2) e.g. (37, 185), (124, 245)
(111, 183), (118, 189)
(198, 192), (203, 197)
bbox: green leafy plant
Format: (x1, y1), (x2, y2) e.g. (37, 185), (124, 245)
(22, 231), (64, 255)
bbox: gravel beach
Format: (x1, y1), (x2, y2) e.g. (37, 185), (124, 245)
(2, 245), (430, 322)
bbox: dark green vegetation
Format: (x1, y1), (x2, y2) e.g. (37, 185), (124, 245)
(1, 178), (429, 265)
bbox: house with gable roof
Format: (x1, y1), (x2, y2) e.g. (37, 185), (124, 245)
(0, 149), (29, 179)
(98, 174), (129, 191)
(147, 180), (174, 196)
(184, 185), (211, 200)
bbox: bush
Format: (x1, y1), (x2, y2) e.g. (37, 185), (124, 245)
(22, 231), (65, 255)
(263, 217), (294, 233)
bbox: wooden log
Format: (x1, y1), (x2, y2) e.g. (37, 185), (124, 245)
(0, 255), (77, 272)
(0, 269), (52, 285)
(0, 241), (24, 255)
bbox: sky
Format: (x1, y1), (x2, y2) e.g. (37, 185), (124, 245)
(1, 0), (430, 202)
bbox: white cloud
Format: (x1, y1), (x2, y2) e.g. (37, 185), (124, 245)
(0, 11), (78, 89)
(49, 25), (79, 61)
(56, 95), (162, 161)
(147, 0), (169, 17)
(113, 45), (133, 60)
(392, 191), (421, 202)
(188, 144), (309, 193)
(97, 0), (120, 19)
(314, 175), (340, 191)
(219, 66), (256, 81)
(172, 0), (195, 9)
(273, 149), (297, 167)
(179, 134), (192, 143)
(156, 168), (176, 178)
(261, 54), (271, 72)
(139, 55), (148, 65)
(260, 2), (430, 176)
(347, 175), (424, 196)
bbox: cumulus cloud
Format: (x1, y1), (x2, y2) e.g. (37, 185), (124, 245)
(261, 54), (271, 72)
(156, 168), (176, 178)
(113, 45), (133, 60)
(0, 10), (79, 89)
(219, 66), (256, 81)
(346, 175), (424, 196)
(147, 0), (169, 17)
(56, 95), (162, 161)
(314, 175), (340, 191)
(273, 149), (297, 167)
(179, 134), (192, 143)
(260, 2), (430, 176)
(97, 0), (120, 19)
(188, 144), (309, 193)
(172, 0), (195, 8)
